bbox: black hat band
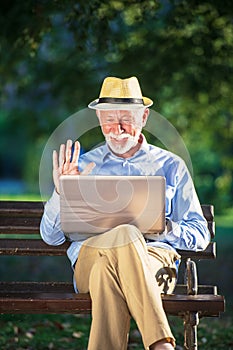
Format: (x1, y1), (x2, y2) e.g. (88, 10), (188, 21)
(98, 97), (144, 104)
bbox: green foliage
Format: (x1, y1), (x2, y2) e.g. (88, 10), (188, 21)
(0, 0), (232, 212)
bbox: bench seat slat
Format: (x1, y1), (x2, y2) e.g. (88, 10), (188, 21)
(0, 293), (225, 316)
(162, 294), (225, 316)
(0, 294), (92, 314)
(0, 281), (224, 316)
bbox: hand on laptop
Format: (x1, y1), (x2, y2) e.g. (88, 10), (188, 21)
(52, 139), (96, 194)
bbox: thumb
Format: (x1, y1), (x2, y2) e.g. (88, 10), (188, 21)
(81, 162), (96, 175)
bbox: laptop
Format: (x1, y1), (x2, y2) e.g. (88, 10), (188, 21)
(59, 175), (166, 240)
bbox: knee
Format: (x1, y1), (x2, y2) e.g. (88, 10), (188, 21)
(110, 224), (143, 246)
(84, 224), (144, 250)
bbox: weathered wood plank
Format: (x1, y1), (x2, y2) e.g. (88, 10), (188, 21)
(0, 281), (218, 295)
(0, 202), (215, 238)
(0, 239), (216, 259)
(0, 293), (225, 315)
(0, 201), (44, 216)
(0, 239), (70, 256)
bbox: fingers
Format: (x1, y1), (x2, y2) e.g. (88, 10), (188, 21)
(59, 143), (65, 172)
(52, 150), (60, 194)
(63, 140), (72, 172)
(53, 150), (59, 171)
(72, 140), (80, 164)
(59, 139), (73, 173)
(56, 139), (80, 174)
(56, 139), (93, 177)
(65, 139), (72, 163)
(81, 162), (96, 175)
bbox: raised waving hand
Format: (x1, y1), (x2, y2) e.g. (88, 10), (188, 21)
(52, 139), (95, 194)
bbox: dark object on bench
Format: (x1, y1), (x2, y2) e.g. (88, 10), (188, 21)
(0, 201), (225, 350)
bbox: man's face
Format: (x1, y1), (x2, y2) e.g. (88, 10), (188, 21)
(97, 109), (148, 156)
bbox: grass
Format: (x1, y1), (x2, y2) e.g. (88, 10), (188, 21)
(0, 313), (233, 350)
(0, 314), (91, 350)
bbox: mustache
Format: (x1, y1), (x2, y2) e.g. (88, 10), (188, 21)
(104, 132), (133, 141)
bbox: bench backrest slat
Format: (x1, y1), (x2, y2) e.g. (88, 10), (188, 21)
(0, 201), (43, 235)
(0, 201), (216, 258)
(0, 217), (41, 233)
(0, 201), (215, 238)
(0, 238), (216, 259)
(0, 201), (44, 212)
(0, 239), (70, 256)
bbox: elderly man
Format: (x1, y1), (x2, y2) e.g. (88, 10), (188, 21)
(40, 76), (210, 350)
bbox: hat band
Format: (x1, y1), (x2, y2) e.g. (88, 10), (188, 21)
(98, 97), (144, 105)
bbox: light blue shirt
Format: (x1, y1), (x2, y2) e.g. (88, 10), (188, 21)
(40, 136), (210, 272)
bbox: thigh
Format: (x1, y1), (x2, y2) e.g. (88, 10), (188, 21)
(147, 247), (180, 294)
(74, 224), (143, 293)
(74, 244), (101, 293)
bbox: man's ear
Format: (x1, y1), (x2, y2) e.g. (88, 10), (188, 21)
(142, 108), (149, 127)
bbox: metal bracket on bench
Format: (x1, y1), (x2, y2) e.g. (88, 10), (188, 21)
(185, 258), (198, 295)
(184, 311), (199, 350)
(183, 258), (199, 349)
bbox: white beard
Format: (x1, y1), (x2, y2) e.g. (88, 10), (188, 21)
(104, 131), (141, 155)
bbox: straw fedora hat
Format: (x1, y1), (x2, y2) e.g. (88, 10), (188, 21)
(88, 76), (153, 110)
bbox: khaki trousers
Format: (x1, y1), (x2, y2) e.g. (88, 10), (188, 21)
(74, 224), (180, 350)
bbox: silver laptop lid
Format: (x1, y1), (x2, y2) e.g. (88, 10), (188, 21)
(60, 175), (166, 239)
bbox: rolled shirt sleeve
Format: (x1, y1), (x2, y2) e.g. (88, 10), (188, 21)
(40, 190), (85, 269)
(40, 190), (66, 246)
(163, 158), (210, 251)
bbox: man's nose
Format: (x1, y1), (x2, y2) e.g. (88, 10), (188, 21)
(112, 122), (125, 134)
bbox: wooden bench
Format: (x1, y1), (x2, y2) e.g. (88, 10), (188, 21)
(0, 201), (225, 350)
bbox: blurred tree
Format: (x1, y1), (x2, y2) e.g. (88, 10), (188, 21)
(0, 0), (232, 211)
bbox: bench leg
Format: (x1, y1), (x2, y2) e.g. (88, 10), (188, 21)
(183, 311), (199, 350)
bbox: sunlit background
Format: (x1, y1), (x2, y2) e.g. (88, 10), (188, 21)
(0, 0), (232, 214)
